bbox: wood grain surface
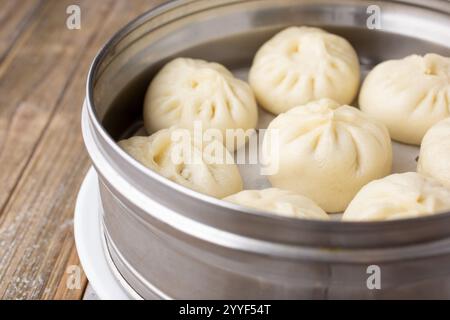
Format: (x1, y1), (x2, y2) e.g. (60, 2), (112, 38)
(0, 0), (162, 300)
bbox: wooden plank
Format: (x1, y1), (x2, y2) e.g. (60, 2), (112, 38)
(48, 242), (88, 300)
(0, 0), (162, 300)
(0, 0), (43, 63)
(0, 0), (115, 299)
(0, 0), (113, 217)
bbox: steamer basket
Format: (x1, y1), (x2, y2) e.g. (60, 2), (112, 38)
(82, 0), (450, 299)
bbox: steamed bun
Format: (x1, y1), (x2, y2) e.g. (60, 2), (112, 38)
(249, 26), (360, 114)
(144, 58), (258, 150)
(262, 99), (392, 213)
(223, 188), (329, 220)
(359, 54), (450, 145)
(343, 172), (450, 221)
(118, 127), (243, 198)
(418, 117), (450, 187)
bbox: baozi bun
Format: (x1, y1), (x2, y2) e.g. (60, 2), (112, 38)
(343, 172), (450, 221)
(249, 26), (360, 114)
(223, 188), (329, 220)
(359, 54), (450, 145)
(144, 58), (258, 150)
(418, 117), (450, 187)
(262, 99), (392, 213)
(118, 127), (243, 198)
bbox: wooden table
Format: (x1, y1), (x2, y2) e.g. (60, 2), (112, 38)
(0, 0), (162, 300)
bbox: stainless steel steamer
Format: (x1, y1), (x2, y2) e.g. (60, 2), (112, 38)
(82, 0), (450, 299)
